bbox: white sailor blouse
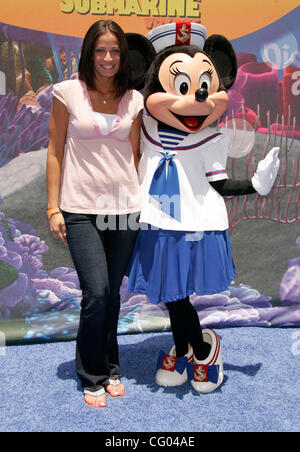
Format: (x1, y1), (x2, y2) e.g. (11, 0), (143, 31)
(138, 115), (230, 232)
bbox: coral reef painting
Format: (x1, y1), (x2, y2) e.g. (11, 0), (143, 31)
(0, 93), (49, 168)
(0, 208), (81, 340)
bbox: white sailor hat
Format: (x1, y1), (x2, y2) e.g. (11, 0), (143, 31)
(146, 21), (207, 54)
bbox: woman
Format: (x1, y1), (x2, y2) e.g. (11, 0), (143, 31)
(46, 20), (143, 408)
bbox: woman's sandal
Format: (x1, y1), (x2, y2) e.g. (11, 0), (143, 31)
(83, 387), (107, 409)
(104, 378), (126, 398)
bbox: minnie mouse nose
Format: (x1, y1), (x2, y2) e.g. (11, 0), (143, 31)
(195, 88), (208, 102)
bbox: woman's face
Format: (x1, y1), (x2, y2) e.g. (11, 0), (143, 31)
(93, 31), (120, 81)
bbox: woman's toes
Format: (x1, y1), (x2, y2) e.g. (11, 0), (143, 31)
(84, 393), (106, 408)
(106, 383), (125, 397)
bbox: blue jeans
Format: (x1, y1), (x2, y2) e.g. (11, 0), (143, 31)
(62, 210), (139, 392)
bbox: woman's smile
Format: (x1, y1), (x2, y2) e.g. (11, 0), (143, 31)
(93, 31), (120, 79)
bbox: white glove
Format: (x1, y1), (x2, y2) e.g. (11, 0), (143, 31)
(251, 147), (280, 196)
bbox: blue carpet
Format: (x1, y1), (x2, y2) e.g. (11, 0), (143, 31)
(0, 327), (300, 432)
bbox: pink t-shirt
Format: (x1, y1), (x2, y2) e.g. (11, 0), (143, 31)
(52, 79), (144, 214)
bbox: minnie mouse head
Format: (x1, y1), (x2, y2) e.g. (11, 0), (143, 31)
(127, 21), (237, 132)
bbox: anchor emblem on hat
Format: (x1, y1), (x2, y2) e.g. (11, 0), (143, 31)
(146, 21), (206, 54)
(176, 24), (191, 44)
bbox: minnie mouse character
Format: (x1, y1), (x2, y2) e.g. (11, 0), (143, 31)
(126, 22), (280, 393)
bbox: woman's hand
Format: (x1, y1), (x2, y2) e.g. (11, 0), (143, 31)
(49, 213), (67, 244)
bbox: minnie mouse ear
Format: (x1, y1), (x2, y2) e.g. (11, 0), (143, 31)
(204, 34), (237, 90)
(126, 33), (156, 90)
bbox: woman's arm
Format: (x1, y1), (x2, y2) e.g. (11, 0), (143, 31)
(46, 97), (69, 243)
(129, 110), (143, 171)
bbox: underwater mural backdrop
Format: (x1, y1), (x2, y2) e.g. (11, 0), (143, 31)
(0, 1), (299, 343)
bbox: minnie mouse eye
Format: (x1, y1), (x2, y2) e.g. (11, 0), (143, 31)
(199, 71), (212, 93)
(174, 73), (191, 96)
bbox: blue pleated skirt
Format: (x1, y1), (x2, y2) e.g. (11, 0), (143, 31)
(126, 225), (236, 304)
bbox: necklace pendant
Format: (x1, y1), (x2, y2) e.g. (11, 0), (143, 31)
(103, 99), (107, 105)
